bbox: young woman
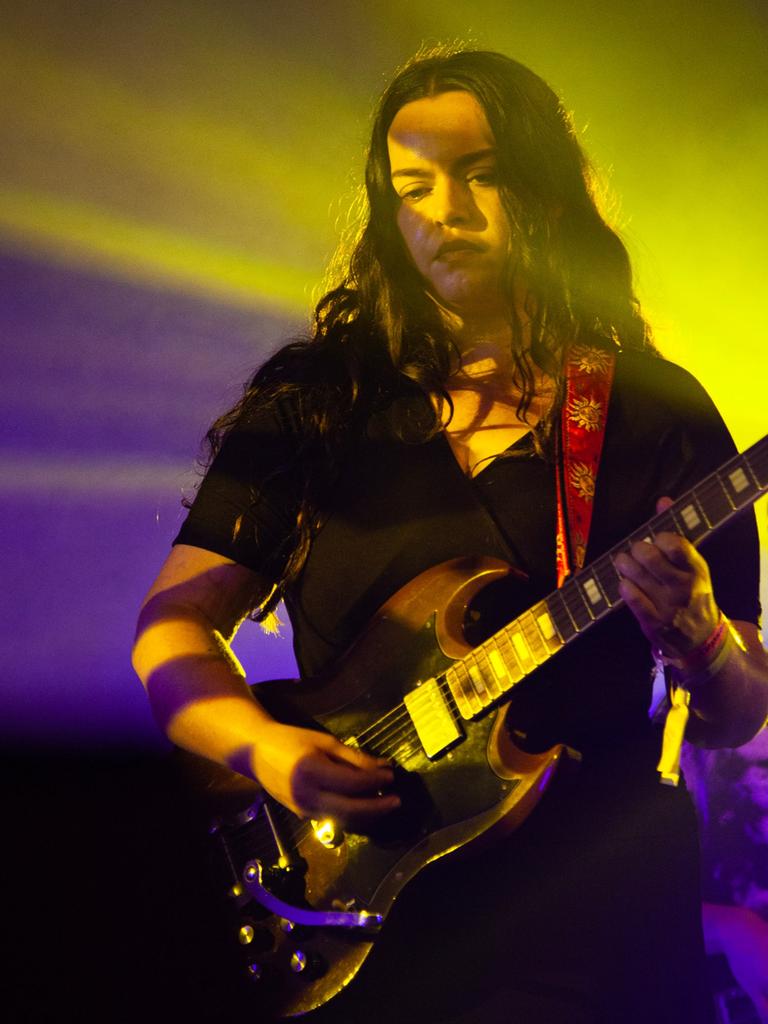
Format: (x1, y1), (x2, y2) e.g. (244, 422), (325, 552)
(133, 48), (768, 1022)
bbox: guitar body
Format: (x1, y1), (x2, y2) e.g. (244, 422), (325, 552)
(198, 433), (767, 1016)
(208, 557), (567, 1017)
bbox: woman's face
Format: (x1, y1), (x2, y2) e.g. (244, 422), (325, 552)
(387, 90), (511, 317)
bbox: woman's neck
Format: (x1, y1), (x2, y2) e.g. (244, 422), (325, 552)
(449, 316), (532, 386)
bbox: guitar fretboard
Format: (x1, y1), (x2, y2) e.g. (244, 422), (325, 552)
(446, 435), (768, 718)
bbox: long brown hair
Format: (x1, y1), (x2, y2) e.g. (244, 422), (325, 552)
(200, 45), (655, 621)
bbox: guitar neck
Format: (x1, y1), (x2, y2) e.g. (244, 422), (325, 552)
(446, 435), (768, 719)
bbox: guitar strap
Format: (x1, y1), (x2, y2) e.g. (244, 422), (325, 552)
(555, 343), (616, 588)
(554, 344), (691, 787)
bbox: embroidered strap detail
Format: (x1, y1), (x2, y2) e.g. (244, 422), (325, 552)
(556, 344), (616, 588)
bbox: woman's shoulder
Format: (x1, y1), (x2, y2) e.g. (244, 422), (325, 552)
(615, 347), (704, 391)
(613, 348), (723, 425)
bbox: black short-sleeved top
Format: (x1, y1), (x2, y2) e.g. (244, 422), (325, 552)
(176, 349), (759, 753)
(175, 349), (760, 1022)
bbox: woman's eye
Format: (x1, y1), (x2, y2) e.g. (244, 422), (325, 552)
(401, 186), (430, 201)
(468, 171), (497, 186)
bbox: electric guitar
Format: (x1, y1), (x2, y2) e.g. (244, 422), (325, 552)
(198, 434), (767, 1018)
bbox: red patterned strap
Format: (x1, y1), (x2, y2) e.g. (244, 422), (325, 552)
(555, 344), (616, 588)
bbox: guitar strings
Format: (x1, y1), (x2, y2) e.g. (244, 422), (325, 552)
(351, 676), (455, 755)
(317, 441), (768, 765)
(351, 635), (511, 757)
(340, 595), (560, 759)
(350, 641), (493, 752)
(352, 675), (463, 761)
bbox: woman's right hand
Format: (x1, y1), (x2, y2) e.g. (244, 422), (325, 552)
(250, 720), (401, 829)
(134, 546), (400, 831)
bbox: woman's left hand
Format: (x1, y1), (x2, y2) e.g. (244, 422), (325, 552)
(613, 496), (721, 661)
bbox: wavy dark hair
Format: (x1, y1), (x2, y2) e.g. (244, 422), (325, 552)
(199, 45), (656, 622)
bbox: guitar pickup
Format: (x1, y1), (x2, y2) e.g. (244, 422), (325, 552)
(404, 678), (462, 758)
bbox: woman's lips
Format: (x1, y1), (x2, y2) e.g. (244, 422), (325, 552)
(434, 241), (485, 262)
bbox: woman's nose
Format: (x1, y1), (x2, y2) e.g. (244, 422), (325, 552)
(433, 178), (473, 227)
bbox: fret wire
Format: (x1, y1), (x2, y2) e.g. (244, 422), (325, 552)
(497, 630), (525, 680)
(746, 443), (768, 486)
(691, 478), (728, 528)
(559, 580), (586, 614)
(573, 581), (598, 618)
(506, 623), (535, 671)
(740, 453), (762, 486)
(722, 463), (759, 504)
(456, 659), (483, 713)
(474, 646), (503, 699)
(670, 492), (709, 542)
(559, 579), (593, 628)
(531, 606), (551, 648)
(462, 655), (487, 712)
(437, 673), (462, 719)
(684, 479), (718, 525)
(713, 472), (737, 512)
(539, 602), (563, 649)
(580, 567), (609, 598)
(592, 555), (622, 604)
(579, 570), (609, 611)
(531, 598), (563, 649)
(466, 648), (494, 703)
(546, 590), (577, 638)
(446, 661), (478, 716)
(520, 609), (548, 660)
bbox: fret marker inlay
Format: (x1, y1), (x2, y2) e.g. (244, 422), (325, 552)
(583, 578), (601, 605)
(680, 504), (701, 530)
(512, 634), (531, 662)
(489, 650), (507, 681)
(469, 665), (487, 697)
(729, 468), (749, 493)
(536, 611), (556, 639)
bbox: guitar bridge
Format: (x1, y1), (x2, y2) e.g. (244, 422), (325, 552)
(404, 677), (462, 758)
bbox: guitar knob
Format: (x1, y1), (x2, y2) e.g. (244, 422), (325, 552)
(290, 950), (326, 979)
(237, 921), (273, 953)
(290, 950), (307, 974)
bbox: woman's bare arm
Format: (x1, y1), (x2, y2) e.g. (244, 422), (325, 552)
(132, 544), (398, 826)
